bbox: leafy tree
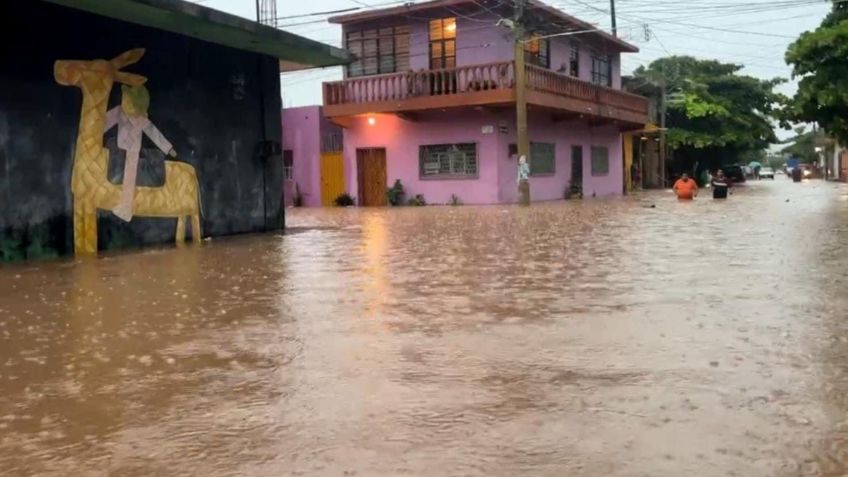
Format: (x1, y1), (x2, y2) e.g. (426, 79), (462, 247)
(785, 0), (848, 145)
(779, 127), (818, 163)
(625, 56), (786, 179)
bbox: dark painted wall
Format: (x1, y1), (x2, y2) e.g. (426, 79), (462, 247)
(0, 1), (284, 260)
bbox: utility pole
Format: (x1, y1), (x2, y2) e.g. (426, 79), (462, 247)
(610, 0), (617, 37)
(659, 78), (667, 188)
(514, 0), (531, 205)
(256, 0), (278, 27)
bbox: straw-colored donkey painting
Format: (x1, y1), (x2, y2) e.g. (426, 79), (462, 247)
(54, 48), (201, 256)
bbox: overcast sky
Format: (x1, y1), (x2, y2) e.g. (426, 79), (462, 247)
(191, 0), (830, 138)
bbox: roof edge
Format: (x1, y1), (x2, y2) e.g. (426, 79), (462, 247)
(44, 0), (351, 68)
(328, 0), (638, 53)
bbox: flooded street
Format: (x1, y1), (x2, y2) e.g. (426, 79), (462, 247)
(3, 179), (848, 476)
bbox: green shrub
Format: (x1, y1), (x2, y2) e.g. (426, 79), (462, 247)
(407, 194), (427, 206)
(334, 192), (356, 207)
(386, 179), (405, 206)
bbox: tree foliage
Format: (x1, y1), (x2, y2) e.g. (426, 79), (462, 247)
(780, 129), (817, 163)
(779, 126), (829, 164)
(624, 56), (785, 179)
(626, 56), (786, 151)
(785, 0), (848, 145)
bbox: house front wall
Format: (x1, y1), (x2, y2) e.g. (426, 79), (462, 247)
(495, 113), (624, 202)
(345, 12), (514, 73)
(341, 110), (623, 205)
(341, 10), (623, 89)
(282, 106), (322, 207)
(455, 14), (515, 67)
(342, 111), (502, 205)
(549, 36), (622, 89)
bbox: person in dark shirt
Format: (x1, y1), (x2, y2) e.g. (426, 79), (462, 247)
(712, 169), (731, 199)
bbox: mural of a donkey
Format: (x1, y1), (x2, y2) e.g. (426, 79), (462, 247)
(55, 49), (201, 256)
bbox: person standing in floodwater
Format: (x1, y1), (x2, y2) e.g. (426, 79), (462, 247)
(673, 173), (698, 200)
(712, 169), (731, 199)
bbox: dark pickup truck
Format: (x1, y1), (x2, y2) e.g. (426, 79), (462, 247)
(721, 165), (746, 184)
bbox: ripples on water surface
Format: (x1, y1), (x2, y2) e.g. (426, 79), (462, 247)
(2, 180), (848, 476)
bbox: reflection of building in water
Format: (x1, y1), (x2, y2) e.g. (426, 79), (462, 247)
(362, 214), (388, 319)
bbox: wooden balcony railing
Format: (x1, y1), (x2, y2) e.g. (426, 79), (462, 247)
(524, 64), (649, 115)
(324, 61), (515, 106)
(323, 61), (649, 121)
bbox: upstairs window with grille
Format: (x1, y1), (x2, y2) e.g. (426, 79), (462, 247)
(346, 25), (410, 77)
(420, 143), (477, 179)
(524, 37), (550, 69)
(570, 43), (580, 77)
(591, 55), (612, 87)
(429, 18), (457, 69)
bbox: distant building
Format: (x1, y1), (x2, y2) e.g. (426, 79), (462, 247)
(318, 0), (649, 205)
(0, 0), (347, 259)
(282, 106), (344, 207)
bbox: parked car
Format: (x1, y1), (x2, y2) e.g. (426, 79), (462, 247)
(721, 165), (747, 183)
(759, 167), (775, 179)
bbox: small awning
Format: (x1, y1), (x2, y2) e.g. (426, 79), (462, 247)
(44, 0), (351, 72)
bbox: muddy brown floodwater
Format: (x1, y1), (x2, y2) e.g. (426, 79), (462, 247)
(2, 180), (848, 476)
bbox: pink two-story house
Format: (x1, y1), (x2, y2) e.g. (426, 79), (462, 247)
(322, 0), (649, 205)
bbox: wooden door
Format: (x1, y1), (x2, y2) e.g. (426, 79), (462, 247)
(320, 152), (345, 206)
(841, 151), (848, 182)
(356, 148), (387, 206)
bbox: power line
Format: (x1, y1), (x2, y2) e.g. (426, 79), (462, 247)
(275, 7), (359, 21)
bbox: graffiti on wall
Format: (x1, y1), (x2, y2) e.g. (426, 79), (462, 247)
(54, 48), (202, 256)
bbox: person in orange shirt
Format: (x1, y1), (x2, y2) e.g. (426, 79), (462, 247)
(673, 173), (698, 200)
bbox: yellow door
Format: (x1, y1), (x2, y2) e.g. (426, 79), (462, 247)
(623, 134), (634, 193)
(320, 152), (345, 206)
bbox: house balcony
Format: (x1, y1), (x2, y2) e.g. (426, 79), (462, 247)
(323, 61), (649, 127)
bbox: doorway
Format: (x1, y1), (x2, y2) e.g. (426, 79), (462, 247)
(571, 145), (583, 187)
(320, 152), (345, 206)
(356, 148), (387, 206)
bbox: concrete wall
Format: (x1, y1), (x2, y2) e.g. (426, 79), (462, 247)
(455, 14), (514, 67)
(341, 110), (623, 205)
(0, 1), (283, 260)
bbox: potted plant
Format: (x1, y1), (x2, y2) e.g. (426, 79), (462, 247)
(386, 179), (405, 206)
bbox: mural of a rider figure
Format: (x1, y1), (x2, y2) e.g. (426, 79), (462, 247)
(104, 84), (177, 222)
